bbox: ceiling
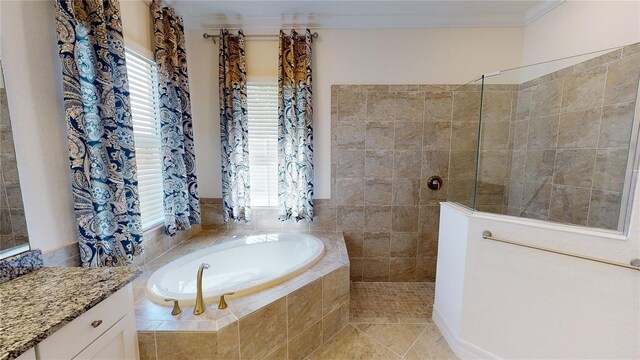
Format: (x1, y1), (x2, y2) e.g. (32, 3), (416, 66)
(167, 0), (564, 30)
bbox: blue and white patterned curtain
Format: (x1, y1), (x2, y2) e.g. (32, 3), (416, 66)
(55, 0), (143, 267)
(219, 29), (251, 222)
(278, 30), (314, 222)
(151, 0), (200, 235)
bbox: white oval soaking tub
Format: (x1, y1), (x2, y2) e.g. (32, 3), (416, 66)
(146, 233), (325, 306)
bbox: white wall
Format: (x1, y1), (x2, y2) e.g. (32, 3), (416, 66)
(522, 0), (640, 65)
(189, 27), (525, 198)
(1, 1), (75, 253)
(0, 0), (152, 253)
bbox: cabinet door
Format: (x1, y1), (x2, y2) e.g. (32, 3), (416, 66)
(73, 312), (139, 360)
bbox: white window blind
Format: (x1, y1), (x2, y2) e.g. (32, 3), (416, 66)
(126, 49), (164, 230)
(248, 82), (279, 207)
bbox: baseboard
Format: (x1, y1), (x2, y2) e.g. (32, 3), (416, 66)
(432, 305), (502, 360)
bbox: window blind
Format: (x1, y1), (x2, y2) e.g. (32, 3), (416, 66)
(248, 82), (279, 207)
(126, 49), (164, 230)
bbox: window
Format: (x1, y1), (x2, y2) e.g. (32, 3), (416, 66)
(247, 82), (279, 207)
(125, 49), (164, 230)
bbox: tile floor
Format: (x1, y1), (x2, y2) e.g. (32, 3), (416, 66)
(306, 282), (456, 359)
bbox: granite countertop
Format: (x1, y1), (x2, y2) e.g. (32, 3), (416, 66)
(0, 267), (141, 360)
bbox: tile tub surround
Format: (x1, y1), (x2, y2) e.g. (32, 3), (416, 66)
(0, 266), (140, 360)
(0, 249), (42, 283)
(506, 45), (640, 229)
(134, 230), (350, 360)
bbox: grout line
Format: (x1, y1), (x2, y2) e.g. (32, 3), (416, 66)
(351, 323), (405, 358)
(401, 326), (428, 359)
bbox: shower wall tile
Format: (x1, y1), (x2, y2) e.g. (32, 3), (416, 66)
(530, 78), (563, 117)
(604, 52), (640, 106)
(364, 179), (392, 205)
(557, 109), (601, 149)
(365, 122), (394, 150)
(507, 46), (639, 229)
(424, 92), (453, 122)
(365, 150), (393, 178)
(393, 150), (421, 178)
(549, 185), (590, 225)
(561, 66), (607, 113)
(422, 122), (451, 150)
(452, 91), (481, 121)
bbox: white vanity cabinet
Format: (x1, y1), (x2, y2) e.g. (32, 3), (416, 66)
(32, 284), (138, 360)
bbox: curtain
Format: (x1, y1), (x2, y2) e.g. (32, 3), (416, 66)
(219, 29), (251, 222)
(151, 0), (200, 235)
(54, 0), (142, 267)
(278, 30), (314, 222)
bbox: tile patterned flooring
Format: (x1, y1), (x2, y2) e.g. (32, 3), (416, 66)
(306, 282), (456, 359)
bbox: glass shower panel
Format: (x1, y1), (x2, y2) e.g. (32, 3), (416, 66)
(447, 78), (484, 208)
(471, 44), (640, 232)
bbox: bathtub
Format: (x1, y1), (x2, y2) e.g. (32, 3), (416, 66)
(146, 233), (325, 306)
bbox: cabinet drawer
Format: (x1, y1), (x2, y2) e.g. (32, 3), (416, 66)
(38, 285), (133, 360)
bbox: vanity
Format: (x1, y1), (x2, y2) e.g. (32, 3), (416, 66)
(0, 255), (141, 360)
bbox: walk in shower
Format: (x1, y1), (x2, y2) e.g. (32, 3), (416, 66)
(447, 43), (640, 232)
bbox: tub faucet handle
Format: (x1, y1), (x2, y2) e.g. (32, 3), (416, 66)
(218, 292), (235, 310)
(164, 298), (182, 316)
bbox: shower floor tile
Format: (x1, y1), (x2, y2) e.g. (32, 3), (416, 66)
(305, 282), (456, 359)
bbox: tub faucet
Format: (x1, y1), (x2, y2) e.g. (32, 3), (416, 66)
(194, 263), (210, 315)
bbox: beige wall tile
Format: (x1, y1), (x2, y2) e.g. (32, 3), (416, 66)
(394, 122), (423, 150)
(480, 121), (511, 151)
(521, 181), (552, 217)
(549, 185), (590, 226)
(451, 121), (479, 150)
(452, 91), (481, 121)
(482, 91), (513, 122)
(336, 122), (365, 150)
(365, 122), (394, 150)
(419, 178), (447, 206)
(364, 206), (392, 231)
(417, 232), (438, 259)
(424, 92), (452, 122)
(593, 149), (628, 192)
(561, 66), (607, 113)
(138, 332), (156, 360)
(396, 92), (425, 122)
(557, 109), (601, 149)
(422, 151), (449, 179)
(419, 205), (441, 234)
(390, 232), (418, 257)
(362, 257), (390, 281)
(336, 149), (365, 178)
(217, 322), (240, 360)
(365, 150), (394, 178)
(524, 149), (555, 183)
(423, 122), (451, 150)
(343, 231), (364, 258)
(392, 178), (420, 206)
(239, 298), (287, 359)
(349, 258), (363, 281)
(336, 206), (365, 231)
(338, 91), (366, 122)
(155, 332), (217, 360)
(604, 53), (640, 106)
(335, 178), (364, 206)
(367, 92), (396, 122)
(322, 300), (349, 341)
(392, 206), (419, 232)
(416, 258), (437, 282)
(393, 151), (422, 178)
(588, 190), (622, 230)
(288, 321), (323, 360)
(322, 265), (350, 315)
(598, 102), (635, 148)
(390, 257), (417, 281)
(553, 149), (596, 188)
(364, 231), (390, 257)
(449, 151), (477, 179)
(365, 179), (392, 206)
(310, 205), (336, 231)
(287, 279), (323, 338)
(530, 78), (562, 117)
(526, 115), (559, 150)
(516, 89), (532, 120)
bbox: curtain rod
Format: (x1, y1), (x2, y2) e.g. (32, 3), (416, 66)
(202, 32), (319, 44)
